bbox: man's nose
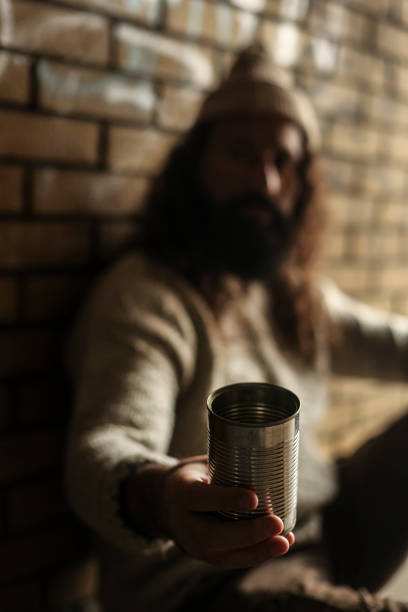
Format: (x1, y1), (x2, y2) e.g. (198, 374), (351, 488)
(263, 160), (282, 198)
(249, 159), (282, 198)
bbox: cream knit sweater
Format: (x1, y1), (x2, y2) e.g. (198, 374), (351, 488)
(65, 252), (408, 612)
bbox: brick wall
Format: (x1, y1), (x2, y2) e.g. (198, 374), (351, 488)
(1, 0), (408, 609)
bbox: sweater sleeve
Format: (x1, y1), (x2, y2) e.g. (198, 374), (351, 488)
(322, 279), (408, 381)
(65, 259), (197, 556)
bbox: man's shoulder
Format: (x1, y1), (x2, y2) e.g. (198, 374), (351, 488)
(95, 251), (184, 298)
(102, 250), (172, 283)
(87, 250), (209, 324)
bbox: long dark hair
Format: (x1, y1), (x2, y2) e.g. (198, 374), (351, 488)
(140, 121), (329, 364)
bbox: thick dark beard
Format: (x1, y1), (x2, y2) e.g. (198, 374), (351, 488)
(204, 194), (292, 280)
(174, 185), (293, 281)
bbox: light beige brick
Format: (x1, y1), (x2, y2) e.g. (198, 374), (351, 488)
(356, 165), (406, 197)
(365, 294), (393, 312)
(0, 278), (17, 321)
(305, 79), (359, 117)
(349, 0), (390, 14)
(3, 1), (109, 65)
(34, 168), (149, 215)
(342, 9), (373, 45)
(0, 110), (98, 163)
(261, 20), (305, 68)
(157, 85), (203, 130)
(384, 132), (408, 164)
(326, 194), (351, 226)
(231, 0), (267, 9)
(375, 264), (408, 292)
(165, 0), (259, 48)
(0, 51), (30, 103)
(309, 36), (339, 74)
(272, 0), (309, 20)
(165, 0), (218, 42)
(377, 232), (401, 259)
(391, 293), (408, 317)
(323, 229), (348, 261)
(328, 123), (379, 160)
(328, 194), (374, 226)
(325, 159), (355, 191)
(377, 199), (408, 224)
(377, 22), (408, 61)
(352, 229), (399, 260)
(363, 93), (408, 127)
(388, 0), (404, 21)
(115, 24), (215, 88)
(98, 221), (140, 259)
(0, 165), (23, 212)
(108, 126), (178, 174)
(224, 4), (260, 47)
(323, 264), (369, 294)
(338, 46), (385, 89)
(67, 0), (161, 23)
(310, 2), (372, 44)
(363, 281), (393, 304)
(393, 64), (408, 98)
(38, 61), (155, 123)
(346, 197), (374, 225)
(24, 274), (88, 320)
(343, 229), (365, 261)
(401, 0), (408, 25)
(0, 222), (90, 268)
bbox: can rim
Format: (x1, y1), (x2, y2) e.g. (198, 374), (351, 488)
(207, 382), (300, 428)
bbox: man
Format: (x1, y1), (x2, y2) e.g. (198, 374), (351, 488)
(66, 44), (408, 611)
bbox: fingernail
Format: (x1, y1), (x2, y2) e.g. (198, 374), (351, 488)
(273, 515), (284, 533)
(267, 519), (282, 536)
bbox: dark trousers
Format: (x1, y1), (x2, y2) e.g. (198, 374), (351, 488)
(323, 410), (408, 592)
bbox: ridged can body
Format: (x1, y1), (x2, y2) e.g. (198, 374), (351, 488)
(207, 382), (300, 535)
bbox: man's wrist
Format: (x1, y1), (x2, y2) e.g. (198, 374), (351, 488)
(119, 462), (174, 538)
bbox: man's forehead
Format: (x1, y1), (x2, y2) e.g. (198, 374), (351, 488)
(208, 115), (304, 155)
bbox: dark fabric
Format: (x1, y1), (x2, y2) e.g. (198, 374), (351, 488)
(176, 549), (408, 612)
(175, 412), (408, 612)
(323, 411), (408, 592)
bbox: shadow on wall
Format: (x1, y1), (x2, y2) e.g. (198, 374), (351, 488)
(0, 275), (101, 610)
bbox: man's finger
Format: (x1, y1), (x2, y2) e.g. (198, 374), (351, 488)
(194, 513), (283, 551)
(210, 535), (291, 569)
(179, 480), (258, 513)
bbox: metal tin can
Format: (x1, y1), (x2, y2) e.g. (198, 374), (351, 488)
(207, 382), (300, 535)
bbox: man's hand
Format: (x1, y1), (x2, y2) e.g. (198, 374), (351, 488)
(158, 455), (294, 569)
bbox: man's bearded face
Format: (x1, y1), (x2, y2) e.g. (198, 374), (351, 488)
(193, 117), (304, 280)
(190, 190), (292, 280)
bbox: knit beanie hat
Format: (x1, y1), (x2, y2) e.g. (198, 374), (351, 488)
(198, 42), (320, 152)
